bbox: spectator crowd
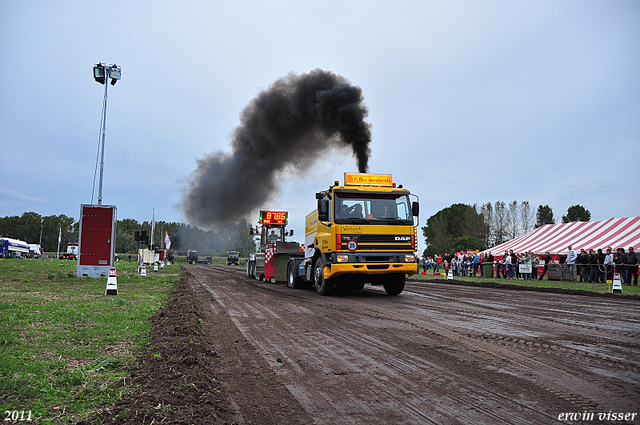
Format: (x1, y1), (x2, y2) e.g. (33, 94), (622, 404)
(420, 245), (639, 285)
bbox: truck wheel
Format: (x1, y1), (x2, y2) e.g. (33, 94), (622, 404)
(384, 274), (405, 295)
(314, 258), (334, 295)
(287, 261), (302, 289)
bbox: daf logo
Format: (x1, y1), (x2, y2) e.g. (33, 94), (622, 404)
(395, 236), (411, 241)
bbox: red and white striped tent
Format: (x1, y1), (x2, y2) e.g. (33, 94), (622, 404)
(484, 217), (640, 255)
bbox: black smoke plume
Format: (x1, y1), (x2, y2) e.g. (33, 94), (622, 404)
(182, 69), (372, 227)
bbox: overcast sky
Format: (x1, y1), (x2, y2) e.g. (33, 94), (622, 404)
(1, 1), (638, 250)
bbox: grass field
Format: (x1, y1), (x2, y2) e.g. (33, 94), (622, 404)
(0, 258), (179, 424)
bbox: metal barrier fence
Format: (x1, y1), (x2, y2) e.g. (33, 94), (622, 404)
(487, 262), (638, 282)
(419, 261), (638, 283)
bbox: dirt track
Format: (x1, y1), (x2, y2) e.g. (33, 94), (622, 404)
(99, 265), (639, 424)
(175, 265), (639, 424)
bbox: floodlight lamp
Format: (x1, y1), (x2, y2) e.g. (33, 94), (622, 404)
(109, 65), (121, 80)
(109, 65), (121, 86)
(93, 64), (105, 84)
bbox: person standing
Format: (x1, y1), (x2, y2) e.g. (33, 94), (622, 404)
(566, 245), (577, 282)
(510, 250), (517, 274)
(578, 249), (589, 282)
(625, 247), (639, 286)
(604, 248), (614, 283)
(472, 253), (480, 276)
(497, 254), (506, 278)
(539, 252), (553, 280)
(505, 254), (514, 279)
(521, 252), (532, 280)
(531, 252), (539, 280)
(597, 248), (606, 283)
(614, 248), (626, 283)
(587, 249), (598, 283)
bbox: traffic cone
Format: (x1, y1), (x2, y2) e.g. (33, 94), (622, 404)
(447, 269), (453, 280)
(105, 267), (118, 295)
(160, 261), (165, 268)
(141, 264), (147, 277)
(612, 273), (623, 294)
(153, 262), (158, 272)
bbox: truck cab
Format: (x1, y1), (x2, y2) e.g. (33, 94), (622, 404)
(186, 250), (198, 264)
(290, 173), (419, 295)
(226, 250), (240, 266)
(59, 243), (79, 260)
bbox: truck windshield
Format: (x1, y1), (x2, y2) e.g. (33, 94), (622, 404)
(333, 192), (413, 225)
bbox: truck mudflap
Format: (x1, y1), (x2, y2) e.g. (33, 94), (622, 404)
(323, 262), (417, 279)
(264, 247), (276, 281)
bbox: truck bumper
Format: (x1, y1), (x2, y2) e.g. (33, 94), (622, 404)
(324, 262), (417, 279)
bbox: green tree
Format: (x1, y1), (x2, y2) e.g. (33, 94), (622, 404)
(479, 202), (494, 247)
(115, 225), (137, 253)
(0, 212), (257, 257)
(15, 212), (42, 244)
(562, 205), (591, 223)
(0, 215), (20, 240)
(0, 212), (76, 252)
(43, 214), (76, 252)
(535, 205), (555, 228)
(450, 235), (483, 253)
(507, 200), (519, 240)
(422, 204), (481, 256)
(118, 218), (140, 235)
(462, 205), (488, 250)
(424, 214), (452, 257)
(493, 201), (507, 245)
(520, 201), (534, 234)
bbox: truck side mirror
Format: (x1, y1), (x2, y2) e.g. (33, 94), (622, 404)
(249, 227), (255, 235)
(412, 201), (420, 217)
(318, 199), (329, 222)
(289, 229), (294, 237)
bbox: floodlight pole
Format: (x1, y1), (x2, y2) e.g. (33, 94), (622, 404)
(97, 78), (109, 205)
(93, 63), (121, 206)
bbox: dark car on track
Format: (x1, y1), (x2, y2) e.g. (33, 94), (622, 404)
(226, 250), (240, 266)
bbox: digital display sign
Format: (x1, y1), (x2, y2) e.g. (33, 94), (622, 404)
(260, 210), (288, 225)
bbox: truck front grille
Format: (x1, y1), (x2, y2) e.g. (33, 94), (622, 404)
(340, 234), (412, 251)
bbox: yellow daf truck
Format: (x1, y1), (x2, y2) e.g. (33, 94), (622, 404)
(286, 172), (419, 295)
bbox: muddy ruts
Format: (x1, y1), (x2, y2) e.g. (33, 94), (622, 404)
(183, 69), (372, 227)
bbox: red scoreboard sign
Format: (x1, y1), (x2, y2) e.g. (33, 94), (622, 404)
(77, 204), (117, 278)
(260, 210), (288, 225)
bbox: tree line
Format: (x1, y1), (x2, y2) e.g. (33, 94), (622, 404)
(421, 202), (591, 257)
(0, 212), (256, 257)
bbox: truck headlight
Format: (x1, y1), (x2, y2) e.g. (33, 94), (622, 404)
(405, 254), (416, 262)
(336, 254), (349, 263)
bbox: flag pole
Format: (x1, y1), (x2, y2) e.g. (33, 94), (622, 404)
(56, 227), (61, 259)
